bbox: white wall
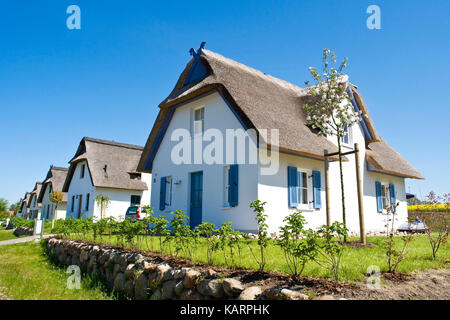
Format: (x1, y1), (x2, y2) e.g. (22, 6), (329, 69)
(40, 183), (67, 220)
(66, 161), (151, 221)
(66, 161), (97, 219)
(151, 92), (259, 232)
(150, 92), (408, 234)
(28, 194), (41, 219)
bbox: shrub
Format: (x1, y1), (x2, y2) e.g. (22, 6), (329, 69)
(249, 200), (269, 271)
(195, 222), (219, 265)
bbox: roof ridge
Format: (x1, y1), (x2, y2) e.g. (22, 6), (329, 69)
(51, 166), (69, 171)
(202, 49), (305, 95)
(83, 137), (144, 151)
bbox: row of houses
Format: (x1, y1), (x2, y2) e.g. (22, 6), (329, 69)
(16, 44), (423, 233)
(17, 138), (152, 221)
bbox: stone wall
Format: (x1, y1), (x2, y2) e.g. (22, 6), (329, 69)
(14, 226), (34, 236)
(46, 238), (315, 300)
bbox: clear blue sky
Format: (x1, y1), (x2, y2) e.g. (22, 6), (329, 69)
(1, 0), (449, 205)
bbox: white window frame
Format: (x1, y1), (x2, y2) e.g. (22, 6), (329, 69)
(165, 176), (173, 208)
(192, 106), (205, 137)
(223, 165), (230, 207)
(296, 168), (313, 210)
(340, 123), (353, 147)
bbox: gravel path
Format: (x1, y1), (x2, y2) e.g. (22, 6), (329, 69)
(0, 234), (54, 246)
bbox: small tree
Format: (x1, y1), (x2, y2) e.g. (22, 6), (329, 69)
(423, 192), (449, 260)
(49, 191), (64, 229)
(277, 211), (315, 277)
(384, 201), (414, 272)
(249, 200), (269, 271)
(95, 194), (110, 219)
(303, 49), (362, 241)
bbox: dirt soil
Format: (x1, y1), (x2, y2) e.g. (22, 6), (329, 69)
(61, 237), (450, 300)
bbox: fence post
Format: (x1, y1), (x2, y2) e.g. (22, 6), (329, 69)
(355, 143), (366, 244)
(324, 149), (331, 226)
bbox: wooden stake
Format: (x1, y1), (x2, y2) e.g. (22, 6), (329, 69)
(324, 149), (331, 226)
(354, 143), (366, 244)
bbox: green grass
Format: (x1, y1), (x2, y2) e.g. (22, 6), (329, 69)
(0, 241), (115, 300)
(65, 233), (449, 283)
(0, 230), (23, 241)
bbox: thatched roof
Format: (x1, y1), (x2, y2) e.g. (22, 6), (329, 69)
(137, 47), (422, 180)
(37, 166), (69, 203)
(27, 183), (42, 208)
(20, 192), (31, 212)
(366, 138), (424, 179)
(62, 137), (148, 192)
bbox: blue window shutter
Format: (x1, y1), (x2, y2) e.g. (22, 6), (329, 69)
(228, 165), (239, 207)
(159, 177), (167, 211)
(389, 183), (396, 212)
(288, 166), (299, 207)
(375, 181), (382, 213)
(312, 170), (322, 209)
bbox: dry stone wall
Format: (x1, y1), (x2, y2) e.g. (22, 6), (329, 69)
(47, 238), (312, 300)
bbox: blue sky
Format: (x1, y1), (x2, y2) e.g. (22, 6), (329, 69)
(1, 0), (449, 205)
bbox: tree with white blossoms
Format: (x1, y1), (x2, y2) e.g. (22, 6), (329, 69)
(303, 49), (364, 241)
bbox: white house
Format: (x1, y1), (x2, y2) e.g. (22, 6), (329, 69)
(27, 182), (42, 220)
(17, 192), (31, 218)
(137, 45), (423, 234)
(38, 166), (68, 221)
(62, 137), (152, 220)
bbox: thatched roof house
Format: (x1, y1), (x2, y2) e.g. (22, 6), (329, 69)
(63, 137), (148, 192)
(38, 166), (69, 203)
(27, 182), (42, 209)
(138, 46), (422, 180)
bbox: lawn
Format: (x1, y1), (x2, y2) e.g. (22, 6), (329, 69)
(0, 241), (115, 300)
(0, 230), (23, 241)
(63, 233), (450, 283)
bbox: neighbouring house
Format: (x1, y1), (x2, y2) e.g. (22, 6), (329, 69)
(137, 44), (423, 234)
(17, 192), (31, 218)
(38, 166), (69, 221)
(27, 182), (43, 219)
(62, 137), (152, 220)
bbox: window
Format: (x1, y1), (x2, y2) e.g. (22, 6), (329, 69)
(381, 184), (390, 209)
(71, 195), (75, 212)
(131, 195), (141, 207)
(47, 204), (50, 219)
(193, 107), (205, 136)
(341, 123), (353, 146)
(298, 171), (308, 205)
(48, 185), (53, 194)
(165, 176), (173, 207)
(223, 166), (230, 207)
(80, 164), (85, 179)
(86, 193), (90, 211)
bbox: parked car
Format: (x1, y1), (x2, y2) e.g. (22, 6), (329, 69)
(125, 206), (142, 220)
(397, 217), (429, 233)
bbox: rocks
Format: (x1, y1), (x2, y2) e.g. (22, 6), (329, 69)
(113, 273), (126, 292)
(197, 279), (224, 299)
(162, 280), (178, 300)
(279, 289), (309, 300)
(180, 289), (203, 300)
(134, 273), (149, 300)
(124, 280), (135, 298)
(183, 270), (201, 289)
(223, 279), (244, 297)
(238, 286), (262, 300)
(113, 263), (121, 279)
(124, 264), (137, 280)
(174, 281), (184, 296)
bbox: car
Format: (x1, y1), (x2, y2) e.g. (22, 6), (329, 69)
(125, 206), (142, 220)
(397, 217), (429, 233)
